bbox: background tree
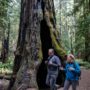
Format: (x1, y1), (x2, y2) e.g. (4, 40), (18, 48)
(73, 0), (90, 61)
(54, 0), (75, 54)
(0, 0), (20, 63)
(0, 0), (9, 71)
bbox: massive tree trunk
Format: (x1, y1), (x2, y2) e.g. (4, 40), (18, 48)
(11, 0), (66, 90)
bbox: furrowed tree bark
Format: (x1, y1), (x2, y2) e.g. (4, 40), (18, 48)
(11, 0), (66, 90)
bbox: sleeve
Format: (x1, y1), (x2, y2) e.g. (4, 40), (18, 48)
(74, 63), (80, 74)
(56, 56), (61, 66)
(63, 64), (67, 72)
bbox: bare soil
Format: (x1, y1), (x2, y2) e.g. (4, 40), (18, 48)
(0, 68), (90, 90)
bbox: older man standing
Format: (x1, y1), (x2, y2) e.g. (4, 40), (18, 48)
(45, 49), (61, 90)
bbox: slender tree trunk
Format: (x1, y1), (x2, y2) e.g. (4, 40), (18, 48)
(84, 0), (90, 61)
(11, 0), (66, 90)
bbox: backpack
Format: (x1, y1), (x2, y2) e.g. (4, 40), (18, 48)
(73, 62), (81, 79)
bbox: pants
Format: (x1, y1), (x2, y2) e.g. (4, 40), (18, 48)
(46, 74), (58, 90)
(64, 80), (79, 90)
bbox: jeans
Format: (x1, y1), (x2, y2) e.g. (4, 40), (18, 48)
(64, 80), (79, 90)
(46, 74), (58, 90)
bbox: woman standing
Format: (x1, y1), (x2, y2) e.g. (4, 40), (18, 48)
(63, 54), (81, 90)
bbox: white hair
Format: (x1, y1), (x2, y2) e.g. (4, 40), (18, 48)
(48, 48), (54, 53)
(68, 54), (75, 60)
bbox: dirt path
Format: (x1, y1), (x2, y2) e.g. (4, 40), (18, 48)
(0, 68), (90, 90)
(58, 68), (90, 90)
(0, 79), (9, 90)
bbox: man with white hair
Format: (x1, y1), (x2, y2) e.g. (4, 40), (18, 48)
(45, 48), (61, 90)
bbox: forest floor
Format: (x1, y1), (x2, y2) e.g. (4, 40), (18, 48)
(0, 68), (90, 90)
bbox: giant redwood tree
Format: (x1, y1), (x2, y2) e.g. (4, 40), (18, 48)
(11, 0), (66, 90)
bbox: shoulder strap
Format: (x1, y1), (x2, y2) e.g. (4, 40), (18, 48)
(73, 61), (77, 68)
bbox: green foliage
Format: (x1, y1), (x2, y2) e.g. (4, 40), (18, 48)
(0, 0), (8, 41)
(0, 57), (13, 74)
(76, 59), (90, 69)
(0, 0), (20, 73)
(0, 0), (8, 21)
(73, 0), (84, 14)
(54, 0), (76, 54)
(73, 0), (90, 60)
(54, 0), (90, 61)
